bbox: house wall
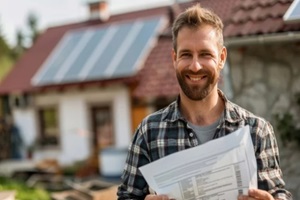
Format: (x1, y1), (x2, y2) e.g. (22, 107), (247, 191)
(13, 108), (37, 158)
(227, 43), (300, 198)
(14, 86), (132, 166)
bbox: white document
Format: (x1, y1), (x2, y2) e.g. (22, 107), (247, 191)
(139, 125), (257, 200)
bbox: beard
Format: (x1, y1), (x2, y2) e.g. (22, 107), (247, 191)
(176, 68), (220, 101)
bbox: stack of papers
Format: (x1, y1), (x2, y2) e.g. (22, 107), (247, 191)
(139, 126), (257, 200)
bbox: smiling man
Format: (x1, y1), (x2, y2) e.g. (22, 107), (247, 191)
(117, 4), (292, 200)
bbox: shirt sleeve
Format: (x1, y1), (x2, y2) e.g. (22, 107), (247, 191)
(256, 121), (293, 200)
(117, 124), (151, 200)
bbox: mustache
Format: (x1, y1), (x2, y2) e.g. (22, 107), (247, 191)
(182, 69), (211, 76)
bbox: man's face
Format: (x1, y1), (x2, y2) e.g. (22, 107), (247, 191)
(172, 25), (226, 101)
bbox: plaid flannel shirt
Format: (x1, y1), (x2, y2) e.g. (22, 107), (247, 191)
(117, 90), (292, 200)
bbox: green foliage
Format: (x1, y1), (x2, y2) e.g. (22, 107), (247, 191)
(0, 22), (13, 57)
(11, 29), (26, 60)
(0, 35), (11, 56)
(27, 12), (40, 44)
(274, 93), (300, 147)
(0, 12), (40, 62)
(0, 55), (14, 79)
(0, 31), (15, 81)
(0, 176), (51, 200)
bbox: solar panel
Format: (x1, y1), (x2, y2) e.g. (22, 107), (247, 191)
(284, 0), (300, 23)
(32, 16), (166, 86)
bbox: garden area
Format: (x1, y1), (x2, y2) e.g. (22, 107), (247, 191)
(0, 159), (119, 200)
(0, 176), (50, 200)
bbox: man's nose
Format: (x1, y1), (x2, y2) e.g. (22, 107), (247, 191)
(189, 58), (202, 72)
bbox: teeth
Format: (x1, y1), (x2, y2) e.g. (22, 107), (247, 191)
(190, 77), (202, 81)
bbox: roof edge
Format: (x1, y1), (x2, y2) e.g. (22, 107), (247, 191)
(225, 31), (300, 46)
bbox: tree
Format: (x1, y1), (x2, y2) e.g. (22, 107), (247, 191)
(0, 24), (11, 56)
(27, 12), (39, 44)
(11, 29), (26, 60)
(11, 12), (40, 60)
(0, 21), (14, 80)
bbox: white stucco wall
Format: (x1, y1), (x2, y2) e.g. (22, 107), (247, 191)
(13, 86), (132, 166)
(113, 89), (132, 148)
(13, 108), (37, 158)
(13, 109), (37, 146)
(59, 96), (90, 165)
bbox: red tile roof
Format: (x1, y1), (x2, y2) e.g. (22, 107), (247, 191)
(133, 36), (179, 98)
(1, 0), (300, 98)
(0, 6), (170, 95)
(224, 0), (300, 37)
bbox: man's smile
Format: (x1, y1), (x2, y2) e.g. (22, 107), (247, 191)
(186, 75), (208, 82)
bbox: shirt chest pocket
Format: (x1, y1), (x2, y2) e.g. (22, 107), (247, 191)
(149, 139), (188, 161)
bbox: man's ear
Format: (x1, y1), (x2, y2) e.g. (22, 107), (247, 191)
(219, 46), (227, 69)
(172, 49), (177, 63)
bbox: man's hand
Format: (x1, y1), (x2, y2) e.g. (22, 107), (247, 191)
(238, 189), (274, 200)
(145, 194), (172, 200)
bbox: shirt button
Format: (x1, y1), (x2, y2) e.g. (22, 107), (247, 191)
(189, 133), (194, 137)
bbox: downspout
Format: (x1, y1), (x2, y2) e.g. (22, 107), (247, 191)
(225, 31), (300, 47)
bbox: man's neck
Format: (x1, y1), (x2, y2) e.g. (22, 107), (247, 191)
(179, 89), (225, 126)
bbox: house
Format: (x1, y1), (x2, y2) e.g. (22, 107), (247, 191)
(0, 0), (205, 169)
(223, 0), (300, 196)
(0, 0), (237, 166)
(0, 0), (300, 194)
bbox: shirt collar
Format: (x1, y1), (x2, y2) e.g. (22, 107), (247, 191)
(161, 96), (185, 122)
(218, 90), (243, 124)
(162, 90), (243, 124)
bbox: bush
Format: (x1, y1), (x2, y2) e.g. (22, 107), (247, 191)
(274, 93), (300, 147)
(0, 176), (50, 200)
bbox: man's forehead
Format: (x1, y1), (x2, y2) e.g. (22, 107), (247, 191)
(178, 25), (217, 38)
(177, 26), (218, 47)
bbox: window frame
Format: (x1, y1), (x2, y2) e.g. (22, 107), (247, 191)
(36, 105), (60, 149)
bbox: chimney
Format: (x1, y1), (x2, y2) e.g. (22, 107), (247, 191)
(88, 0), (110, 21)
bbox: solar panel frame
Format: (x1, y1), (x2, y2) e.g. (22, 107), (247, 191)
(32, 16), (166, 86)
(78, 27), (118, 81)
(54, 30), (95, 82)
(86, 22), (133, 80)
(283, 0), (300, 23)
(112, 18), (165, 78)
(102, 21), (144, 78)
(32, 33), (74, 85)
(63, 29), (107, 82)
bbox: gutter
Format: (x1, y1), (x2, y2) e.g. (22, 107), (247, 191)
(225, 31), (300, 47)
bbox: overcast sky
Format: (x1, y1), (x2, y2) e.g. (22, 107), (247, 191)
(0, 0), (177, 47)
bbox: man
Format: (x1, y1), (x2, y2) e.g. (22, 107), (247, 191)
(117, 4), (292, 200)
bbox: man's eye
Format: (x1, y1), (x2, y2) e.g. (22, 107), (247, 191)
(201, 53), (210, 56)
(180, 53), (190, 57)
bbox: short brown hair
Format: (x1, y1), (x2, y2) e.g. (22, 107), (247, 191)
(172, 4), (224, 52)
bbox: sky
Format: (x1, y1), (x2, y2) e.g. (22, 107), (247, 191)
(0, 0), (176, 47)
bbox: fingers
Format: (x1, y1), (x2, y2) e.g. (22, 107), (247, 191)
(238, 195), (255, 200)
(238, 189), (274, 200)
(248, 189), (274, 200)
(145, 194), (170, 200)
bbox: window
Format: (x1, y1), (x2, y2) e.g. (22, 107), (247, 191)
(284, 0), (300, 23)
(91, 106), (114, 151)
(38, 107), (59, 147)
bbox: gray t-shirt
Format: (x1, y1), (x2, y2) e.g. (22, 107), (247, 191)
(188, 113), (223, 144)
